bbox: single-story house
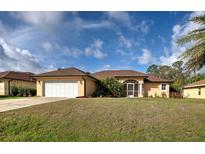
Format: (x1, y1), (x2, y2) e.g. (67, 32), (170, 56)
(183, 79), (205, 99)
(93, 70), (173, 98)
(35, 67), (173, 98)
(0, 71), (36, 96)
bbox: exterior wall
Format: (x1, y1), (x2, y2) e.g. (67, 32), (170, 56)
(0, 80), (6, 95)
(37, 80), (44, 96)
(85, 77), (97, 97)
(10, 80), (36, 89)
(0, 79), (36, 96)
(78, 80), (85, 97)
(183, 87), (205, 99)
(143, 82), (170, 98)
(35, 76), (86, 97)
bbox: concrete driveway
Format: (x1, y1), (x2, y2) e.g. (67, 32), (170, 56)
(0, 97), (69, 112)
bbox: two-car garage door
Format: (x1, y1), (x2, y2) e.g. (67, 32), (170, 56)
(45, 81), (78, 98)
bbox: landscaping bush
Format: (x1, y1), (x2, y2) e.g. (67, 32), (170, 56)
(11, 86), (19, 96)
(17, 87), (24, 96)
(10, 86), (36, 96)
(30, 88), (36, 96)
(92, 77), (124, 97)
(92, 88), (104, 97)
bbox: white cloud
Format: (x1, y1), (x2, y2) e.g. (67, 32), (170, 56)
(94, 64), (111, 72)
(116, 49), (130, 56)
(134, 20), (154, 33)
(11, 12), (64, 29)
(0, 37), (43, 73)
(81, 21), (112, 29)
(66, 14), (113, 32)
(85, 39), (107, 59)
(62, 47), (82, 58)
(41, 41), (53, 52)
(107, 12), (131, 26)
(117, 32), (132, 49)
(107, 12), (153, 34)
(159, 11), (205, 66)
(190, 11), (205, 18)
(137, 48), (153, 65)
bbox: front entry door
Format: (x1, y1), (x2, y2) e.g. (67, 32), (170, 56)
(127, 83), (134, 97)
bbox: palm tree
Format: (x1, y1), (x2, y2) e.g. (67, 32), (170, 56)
(177, 14), (205, 72)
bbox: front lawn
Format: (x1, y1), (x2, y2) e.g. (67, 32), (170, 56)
(0, 96), (25, 100)
(0, 98), (205, 141)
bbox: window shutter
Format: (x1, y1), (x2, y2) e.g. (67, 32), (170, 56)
(123, 83), (127, 97)
(134, 83), (138, 97)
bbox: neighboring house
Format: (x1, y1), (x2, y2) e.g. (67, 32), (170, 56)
(93, 70), (173, 98)
(183, 79), (205, 99)
(35, 67), (172, 98)
(0, 71), (36, 96)
(34, 67), (97, 97)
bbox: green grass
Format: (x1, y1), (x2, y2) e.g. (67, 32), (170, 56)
(0, 96), (26, 100)
(0, 98), (205, 141)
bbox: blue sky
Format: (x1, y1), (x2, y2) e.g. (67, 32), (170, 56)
(0, 11), (204, 73)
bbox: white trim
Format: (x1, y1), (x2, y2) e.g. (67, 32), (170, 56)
(127, 83), (134, 97)
(138, 83), (143, 97)
(161, 83), (167, 91)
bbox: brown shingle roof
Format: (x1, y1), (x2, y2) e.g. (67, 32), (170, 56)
(34, 67), (97, 80)
(92, 70), (173, 83)
(92, 70), (148, 79)
(184, 79), (205, 88)
(0, 71), (35, 82)
(146, 75), (173, 83)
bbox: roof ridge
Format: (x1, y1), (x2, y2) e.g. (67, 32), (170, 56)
(93, 69), (147, 74)
(70, 66), (88, 75)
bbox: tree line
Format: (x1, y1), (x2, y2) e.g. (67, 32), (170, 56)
(146, 61), (205, 92)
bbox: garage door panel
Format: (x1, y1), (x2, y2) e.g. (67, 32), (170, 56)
(45, 81), (78, 97)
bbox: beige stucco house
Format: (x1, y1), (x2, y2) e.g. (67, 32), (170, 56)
(183, 79), (205, 99)
(93, 70), (173, 98)
(0, 71), (36, 96)
(35, 67), (172, 98)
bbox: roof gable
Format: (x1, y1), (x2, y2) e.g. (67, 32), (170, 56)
(34, 67), (97, 80)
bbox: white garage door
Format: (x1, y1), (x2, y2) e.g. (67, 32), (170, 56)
(45, 81), (78, 98)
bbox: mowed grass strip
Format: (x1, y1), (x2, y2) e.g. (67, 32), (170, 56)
(0, 98), (205, 141)
(0, 96), (26, 100)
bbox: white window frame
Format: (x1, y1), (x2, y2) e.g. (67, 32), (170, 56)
(161, 83), (167, 91)
(127, 83), (135, 97)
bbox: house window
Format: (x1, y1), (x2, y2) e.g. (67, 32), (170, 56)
(198, 88), (201, 95)
(161, 84), (166, 91)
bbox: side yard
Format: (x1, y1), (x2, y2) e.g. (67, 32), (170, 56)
(0, 98), (205, 141)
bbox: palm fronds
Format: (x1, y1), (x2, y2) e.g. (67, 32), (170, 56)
(177, 13), (205, 72)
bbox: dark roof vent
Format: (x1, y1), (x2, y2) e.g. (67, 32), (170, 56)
(57, 68), (62, 70)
